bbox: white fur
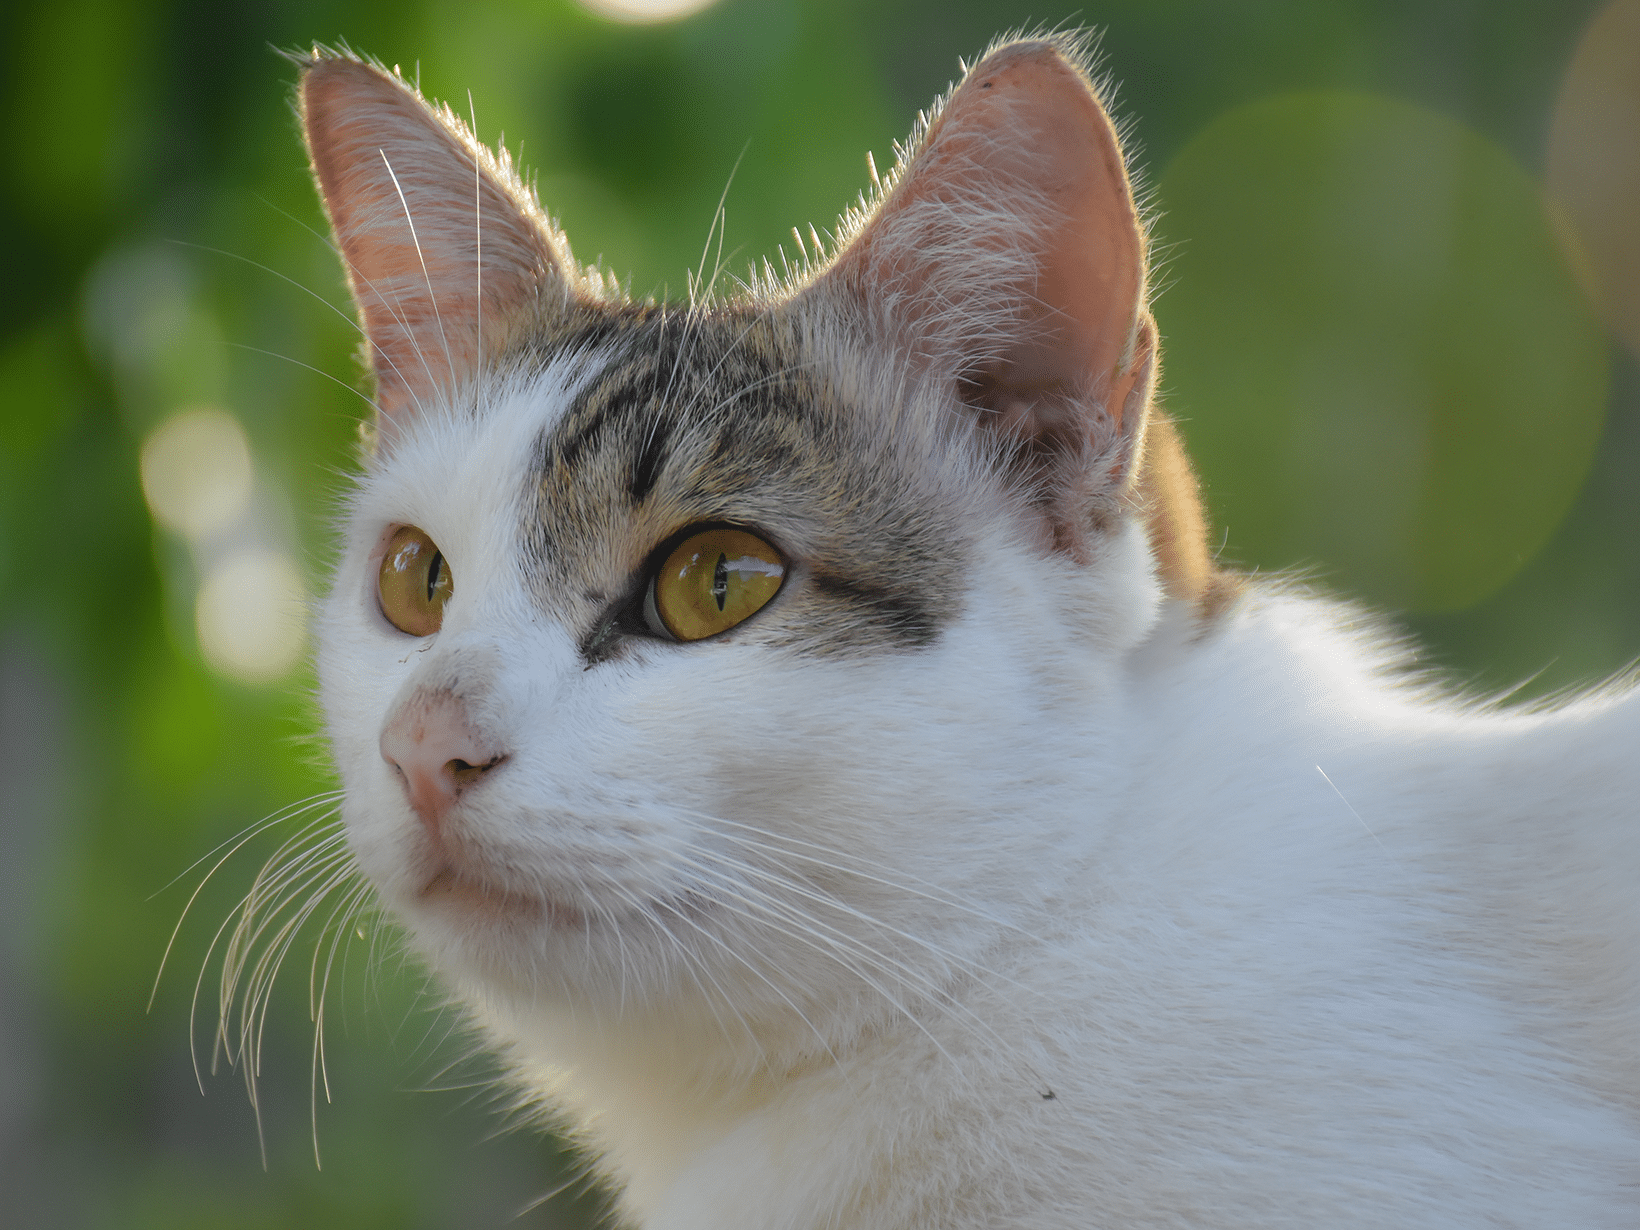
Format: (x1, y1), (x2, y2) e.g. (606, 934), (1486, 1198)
(299, 38), (1640, 1229)
(318, 359), (1640, 1228)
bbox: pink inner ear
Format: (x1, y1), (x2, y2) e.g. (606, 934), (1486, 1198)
(940, 49), (1146, 418)
(811, 41), (1149, 455)
(802, 41), (1182, 568)
(301, 56), (565, 429)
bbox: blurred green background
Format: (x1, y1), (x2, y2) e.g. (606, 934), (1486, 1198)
(4, 0), (1639, 1226)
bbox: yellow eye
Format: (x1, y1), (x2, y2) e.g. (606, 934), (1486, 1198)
(378, 525), (453, 636)
(646, 527), (785, 642)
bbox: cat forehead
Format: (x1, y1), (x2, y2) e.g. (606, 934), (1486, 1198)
(527, 305), (971, 657)
(367, 302), (972, 658)
(529, 306), (830, 546)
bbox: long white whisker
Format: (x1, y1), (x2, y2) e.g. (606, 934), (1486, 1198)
(221, 837), (354, 1018)
(233, 853), (357, 1062)
(156, 792), (345, 895)
(379, 149), (457, 395)
(245, 193), (431, 418)
(688, 809), (1041, 941)
(680, 847), (997, 1000)
(469, 90), (483, 417)
(650, 352), (821, 482)
(677, 852), (1031, 1071)
(670, 866), (963, 1076)
(152, 793), (343, 1010)
(594, 874), (765, 1062)
(643, 282), (789, 493)
(309, 878), (376, 1167)
(239, 865), (360, 1144)
(185, 810), (345, 1088)
(169, 240), (366, 337)
(229, 343), (383, 414)
(686, 320), (805, 415)
(218, 838), (353, 1068)
(651, 893), (844, 1072)
(696, 139), (750, 304)
(205, 827), (350, 1163)
(682, 842), (1038, 1001)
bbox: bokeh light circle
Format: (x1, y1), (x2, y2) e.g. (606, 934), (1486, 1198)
(139, 407), (254, 542)
(1548, 0), (1640, 358)
(1155, 92), (1609, 612)
(575, 0), (720, 23)
(195, 548), (308, 684)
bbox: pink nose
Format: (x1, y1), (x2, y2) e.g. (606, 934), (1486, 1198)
(379, 691), (505, 837)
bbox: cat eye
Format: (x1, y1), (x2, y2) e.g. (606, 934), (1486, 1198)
(378, 525), (453, 637)
(644, 527), (785, 642)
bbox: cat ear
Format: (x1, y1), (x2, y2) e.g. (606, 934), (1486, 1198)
(299, 51), (570, 433)
(808, 39), (1220, 601)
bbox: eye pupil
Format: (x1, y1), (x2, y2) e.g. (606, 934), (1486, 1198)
(427, 552), (444, 603)
(378, 526), (453, 637)
(650, 527), (784, 642)
(711, 553), (728, 611)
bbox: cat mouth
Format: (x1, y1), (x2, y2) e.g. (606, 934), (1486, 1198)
(418, 865), (585, 929)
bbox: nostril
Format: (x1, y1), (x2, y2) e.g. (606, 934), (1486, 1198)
(379, 690), (505, 832)
(446, 754), (506, 791)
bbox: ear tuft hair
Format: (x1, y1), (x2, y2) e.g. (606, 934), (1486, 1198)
(787, 35), (1229, 609)
(298, 49), (583, 433)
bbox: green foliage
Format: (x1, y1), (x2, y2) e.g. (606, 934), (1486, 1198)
(1, 1), (1634, 1227)
(1157, 91), (1608, 612)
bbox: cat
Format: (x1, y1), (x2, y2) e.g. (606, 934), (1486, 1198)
(282, 32), (1640, 1229)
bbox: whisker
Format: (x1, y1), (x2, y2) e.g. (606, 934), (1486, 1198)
(593, 873), (768, 1066)
(469, 90), (483, 417)
(679, 848), (980, 996)
(686, 324), (811, 415)
(694, 139), (750, 305)
(687, 809), (1042, 941)
(667, 866), (963, 1076)
(182, 808), (345, 1086)
(220, 836), (354, 1018)
(233, 853), (356, 1068)
(649, 352), (823, 481)
(152, 792), (343, 1011)
(214, 832), (355, 1104)
(234, 864), (358, 1157)
(229, 343), (383, 414)
(233, 195), (435, 420)
(155, 792), (345, 898)
(379, 149), (457, 397)
(309, 878), (376, 1166)
(650, 892), (844, 1073)
(168, 240), (365, 337)
(681, 840), (1039, 1002)
(183, 815), (350, 1165)
(670, 850), (1012, 1064)
(677, 852), (1031, 1074)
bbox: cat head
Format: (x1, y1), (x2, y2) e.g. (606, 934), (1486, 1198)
(304, 36), (1228, 1053)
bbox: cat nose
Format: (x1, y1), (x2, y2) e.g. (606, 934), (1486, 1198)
(379, 691), (506, 837)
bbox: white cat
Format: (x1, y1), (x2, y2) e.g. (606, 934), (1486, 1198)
(291, 34), (1640, 1229)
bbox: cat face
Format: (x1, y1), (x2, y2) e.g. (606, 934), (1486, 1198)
(304, 37), (1210, 1042)
(317, 330), (1162, 1033)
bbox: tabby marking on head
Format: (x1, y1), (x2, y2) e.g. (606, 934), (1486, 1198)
(223, 31), (1640, 1230)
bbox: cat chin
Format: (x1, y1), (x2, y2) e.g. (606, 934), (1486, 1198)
(394, 847), (716, 967)
(389, 838), (615, 946)
(395, 880), (592, 989)
(416, 864), (566, 925)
